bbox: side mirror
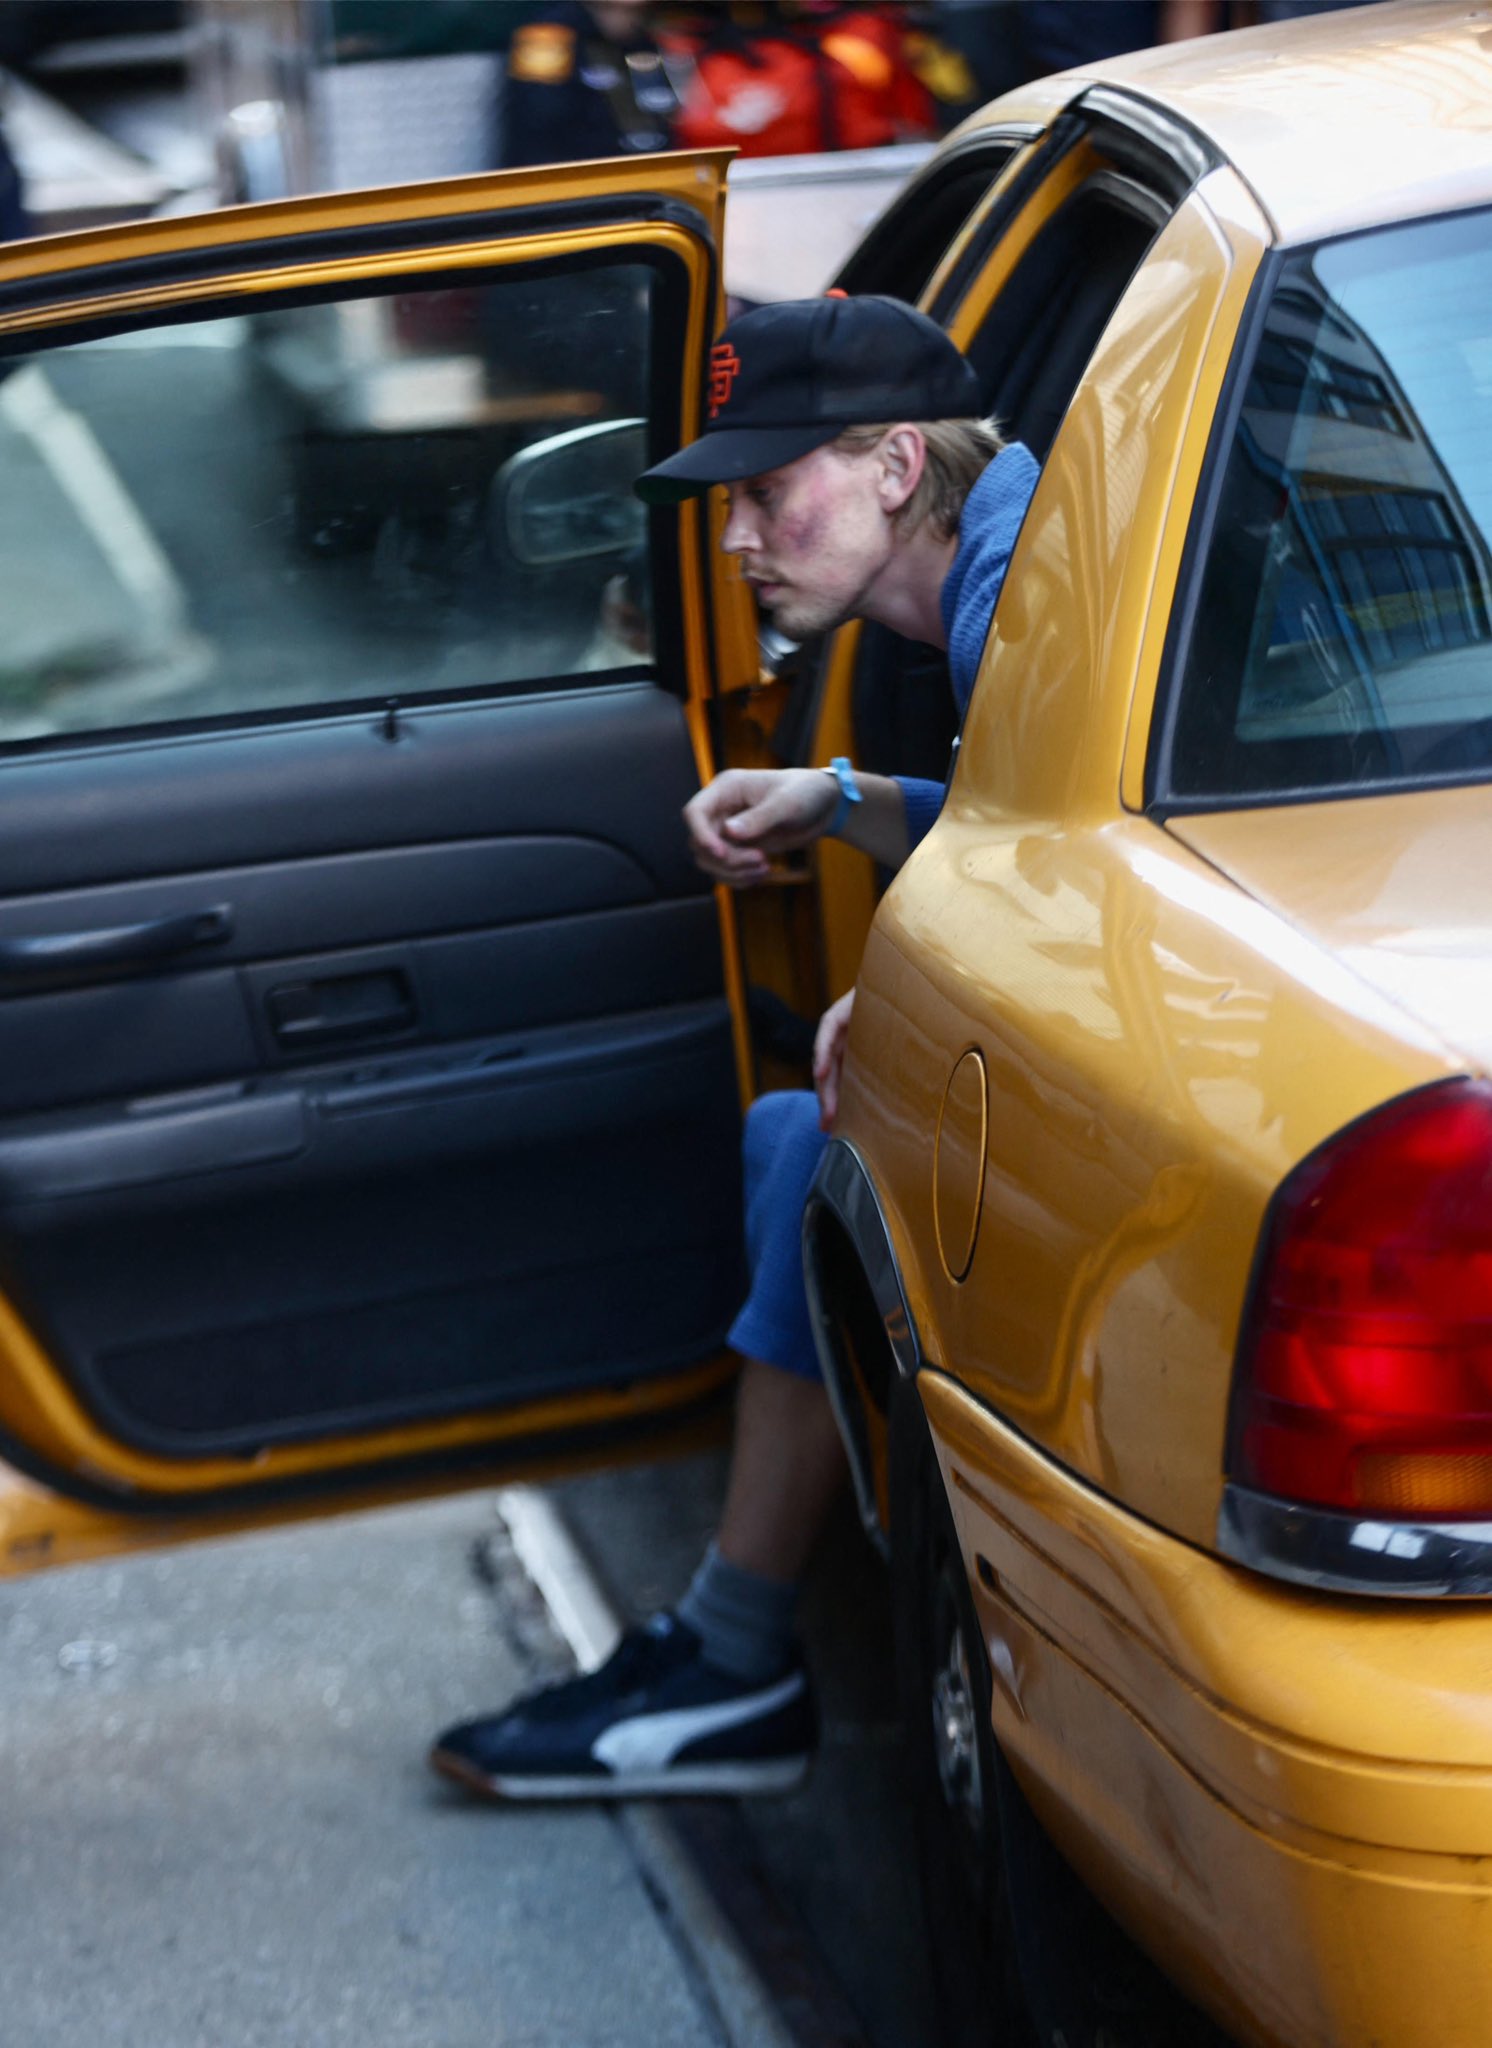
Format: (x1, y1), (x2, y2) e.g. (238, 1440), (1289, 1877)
(493, 417), (647, 567)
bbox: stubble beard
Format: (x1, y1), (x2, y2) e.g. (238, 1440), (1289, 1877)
(762, 568), (878, 643)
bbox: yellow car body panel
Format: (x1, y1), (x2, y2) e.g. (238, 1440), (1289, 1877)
(834, 165), (1465, 1543)
(845, 808), (1456, 1546)
(1170, 782), (1492, 1079)
(923, 1367), (1492, 2048)
(956, 174), (1258, 828)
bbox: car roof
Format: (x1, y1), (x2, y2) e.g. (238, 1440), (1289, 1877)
(972, 1), (1492, 248)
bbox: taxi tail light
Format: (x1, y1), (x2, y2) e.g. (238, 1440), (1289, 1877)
(1229, 1079), (1492, 1521)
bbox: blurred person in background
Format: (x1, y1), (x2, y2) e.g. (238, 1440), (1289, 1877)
(1009, 0), (1196, 74)
(498, 1), (680, 169)
(1246, 0), (1372, 19)
(918, 1), (1028, 114)
(1008, 0), (1382, 76)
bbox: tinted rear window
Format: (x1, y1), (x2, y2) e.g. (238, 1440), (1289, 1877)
(1165, 206), (1492, 804)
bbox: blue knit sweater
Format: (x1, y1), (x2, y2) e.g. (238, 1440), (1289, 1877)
(892, 441), (1038, 848)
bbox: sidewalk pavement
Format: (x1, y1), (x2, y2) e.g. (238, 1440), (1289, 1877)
(0, 1492), (764, 2048)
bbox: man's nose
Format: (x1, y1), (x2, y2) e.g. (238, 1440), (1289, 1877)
(720, 497), (758, 555)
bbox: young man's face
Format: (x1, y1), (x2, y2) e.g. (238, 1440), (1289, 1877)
(719, 440), (896, 643)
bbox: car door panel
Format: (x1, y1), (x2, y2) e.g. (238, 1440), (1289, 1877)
(4, 1008), (738, 1454)
(0, 157), (749, 1518)
(0, 684), (741, 1468)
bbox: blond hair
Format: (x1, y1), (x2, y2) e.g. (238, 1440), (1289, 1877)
(832, 417), (1006, 539)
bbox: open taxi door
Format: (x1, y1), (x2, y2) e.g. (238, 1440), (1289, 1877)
(0, 152), (767, 1574)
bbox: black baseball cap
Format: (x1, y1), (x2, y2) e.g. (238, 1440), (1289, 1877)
(635, 293), (982, 504)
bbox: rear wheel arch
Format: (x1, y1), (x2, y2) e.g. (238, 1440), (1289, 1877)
(803, 1137), (921, 1551)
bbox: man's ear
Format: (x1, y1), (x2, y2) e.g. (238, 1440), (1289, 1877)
(876, 425), (928, 514)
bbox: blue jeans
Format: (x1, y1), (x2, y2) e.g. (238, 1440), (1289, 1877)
(726, 1090), (828, 1381)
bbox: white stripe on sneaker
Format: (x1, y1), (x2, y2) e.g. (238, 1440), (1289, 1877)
(590, 1669), (805, 1776)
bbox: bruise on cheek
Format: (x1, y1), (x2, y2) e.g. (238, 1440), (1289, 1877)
(776, 501), (827, 558)
(764, 460), (838, 561)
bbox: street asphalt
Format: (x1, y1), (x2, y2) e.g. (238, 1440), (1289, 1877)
(0, 1489), (750, 2047)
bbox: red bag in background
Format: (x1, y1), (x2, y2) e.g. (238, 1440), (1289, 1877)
(662, 4), (938, 157)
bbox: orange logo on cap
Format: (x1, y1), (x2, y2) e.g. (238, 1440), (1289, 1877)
(709, 342), (741, 419)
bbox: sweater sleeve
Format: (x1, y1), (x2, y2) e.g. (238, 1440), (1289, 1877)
(894, 775), (945, 851)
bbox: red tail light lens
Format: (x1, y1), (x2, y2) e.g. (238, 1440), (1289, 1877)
(1230, 1080), (1492, 1519)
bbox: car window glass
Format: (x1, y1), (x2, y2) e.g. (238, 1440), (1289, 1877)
(835, 146), (1015, 304)
(964, 175), (1162, 459)
(1167, 206), (1492, 802)
(0, 259), (654, 745)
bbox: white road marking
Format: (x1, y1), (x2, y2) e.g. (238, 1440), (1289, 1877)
(496, 1482), (620, 1670)
(491, 1484), (797, 2048)
(0, 362), (189, 638)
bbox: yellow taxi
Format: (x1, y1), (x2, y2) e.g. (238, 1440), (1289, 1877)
(798, 7), (1492, 2046)
(0, 5), (1486, 2044)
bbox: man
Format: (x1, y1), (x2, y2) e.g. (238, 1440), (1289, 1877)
(499, 3), (679, 170)
(430, 293), (1038, 1800)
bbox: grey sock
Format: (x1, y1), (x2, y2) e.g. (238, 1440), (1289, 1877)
(675, 1542), (798, 1684)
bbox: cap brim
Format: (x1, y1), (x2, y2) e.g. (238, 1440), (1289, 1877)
(634, 423), (838, 504)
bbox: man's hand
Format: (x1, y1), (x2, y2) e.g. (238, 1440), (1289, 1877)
(684, 768), (838, 883)
(813, 989), (856, 1131)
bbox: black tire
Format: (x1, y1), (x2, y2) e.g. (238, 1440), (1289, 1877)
(890, 1376), (1236, 2048)
(891, 1374), (1033, 2048)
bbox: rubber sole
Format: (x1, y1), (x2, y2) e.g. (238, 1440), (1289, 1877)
(430, 1745), (810, 1802)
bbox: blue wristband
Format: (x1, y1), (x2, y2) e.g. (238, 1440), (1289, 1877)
(823, 756), (863, 838)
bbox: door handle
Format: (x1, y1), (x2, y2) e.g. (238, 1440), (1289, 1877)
(0, 906), (233, 993)
(266, 967), (416, 1050)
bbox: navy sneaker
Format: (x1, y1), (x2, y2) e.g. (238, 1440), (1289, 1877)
(429, 1612), (815, 1800)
